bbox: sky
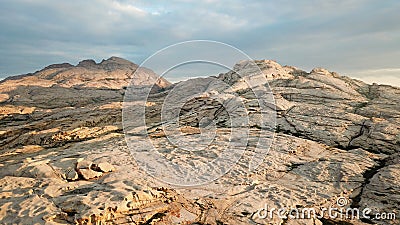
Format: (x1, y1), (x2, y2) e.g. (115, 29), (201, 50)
(0, 0), (399, 86)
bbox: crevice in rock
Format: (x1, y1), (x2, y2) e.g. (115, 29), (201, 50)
(287, 163), (304, 171)
(357, 84), (380, 101)
(280, 116), (303, 137)
(366, 85), (380, 100)
(347, 120), (370, 149)
(352, 102), (369, 114)
(350, 158), (387, 209)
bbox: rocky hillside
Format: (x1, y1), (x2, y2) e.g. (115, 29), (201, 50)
(0, 58), (398, 225)
(0, 56), (170, 108)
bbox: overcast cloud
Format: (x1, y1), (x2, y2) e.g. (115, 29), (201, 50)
(0, 0), (399, 85)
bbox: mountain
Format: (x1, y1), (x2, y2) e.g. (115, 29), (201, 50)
(0, 58), (399, 225)
(1, 56), (170, 89)
(0, 56), (170, 108)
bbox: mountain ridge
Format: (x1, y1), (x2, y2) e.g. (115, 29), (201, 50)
(0, 56), (170, 89)
(3, 57), (399, 89)
(0, 58), (399, 224)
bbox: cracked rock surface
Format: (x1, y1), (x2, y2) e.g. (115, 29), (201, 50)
(0, 58), (399, 224)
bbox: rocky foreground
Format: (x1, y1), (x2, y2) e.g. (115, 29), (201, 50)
(0, 57), (399, 224)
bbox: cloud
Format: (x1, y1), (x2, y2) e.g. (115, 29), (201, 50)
(0, 0), (399, 87)
(110, 1), (147, 16)
(344, 68), (400, 87)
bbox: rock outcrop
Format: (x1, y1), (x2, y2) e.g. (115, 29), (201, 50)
(0, 58), (398, 225)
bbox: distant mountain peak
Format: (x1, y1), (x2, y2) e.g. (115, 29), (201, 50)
(100, 56), (133, 65)
(75, 57), (137, 69)
(0, 57), (170, 90)
(43, 63), (74, 70)
(77, 59), (97, 68)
